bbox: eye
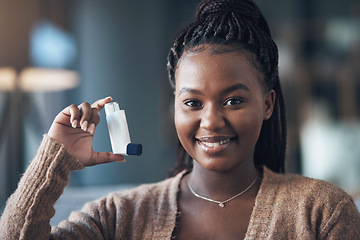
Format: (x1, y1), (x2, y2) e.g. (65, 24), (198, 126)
(184, 99), (203, 108)
(224, 97), (243, 106)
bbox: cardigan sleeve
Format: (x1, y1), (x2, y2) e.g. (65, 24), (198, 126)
(319, 196), (360, 240)
(0, 135), (89, 240)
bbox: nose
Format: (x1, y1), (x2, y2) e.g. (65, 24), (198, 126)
(199, 104), (226, 131)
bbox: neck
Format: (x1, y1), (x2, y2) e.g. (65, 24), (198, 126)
(188, 159), (260, 200)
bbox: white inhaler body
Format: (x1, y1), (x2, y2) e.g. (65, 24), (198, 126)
(104, 102), (142, 156)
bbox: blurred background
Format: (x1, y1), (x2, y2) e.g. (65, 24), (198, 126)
(1, 0), (360, 216)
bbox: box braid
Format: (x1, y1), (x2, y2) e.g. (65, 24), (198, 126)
(167, 0), (287, 176)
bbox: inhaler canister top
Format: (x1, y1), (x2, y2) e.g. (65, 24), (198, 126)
(105, 102), (142, 156)
(104, 102), (120, 116)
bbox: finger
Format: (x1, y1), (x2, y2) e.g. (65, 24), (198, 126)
(86, 108), (100, 134)
(90, 107), (100, 124)
(87, 123), (96, 134)
(87, 152), (126, 166)
(66, 104), (81, 128)
(78, 102), (93, 131)
(91, 96), (113, 111)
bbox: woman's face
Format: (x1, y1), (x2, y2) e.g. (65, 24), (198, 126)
(174, 45), (274, 173)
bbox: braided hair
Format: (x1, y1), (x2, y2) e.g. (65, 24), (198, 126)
(167, 0), (287, 176)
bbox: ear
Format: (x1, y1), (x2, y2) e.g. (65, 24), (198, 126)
(264, 89), (275, 120)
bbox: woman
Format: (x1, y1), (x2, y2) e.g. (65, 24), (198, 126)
(1, 0), (360, 239)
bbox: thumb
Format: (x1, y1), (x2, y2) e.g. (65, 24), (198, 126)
(86, 151), (126, 166)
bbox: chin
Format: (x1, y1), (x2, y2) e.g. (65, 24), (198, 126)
(194, 157), (236, 173)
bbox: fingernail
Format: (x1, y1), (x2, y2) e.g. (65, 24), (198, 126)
(88, 123), (96, 134)
(105, 96), (112, 100)
(81, 121), (88, 131)
(72, 119), (78, 128)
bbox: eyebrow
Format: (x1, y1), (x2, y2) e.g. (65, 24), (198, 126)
(178, 83), (250, 96)
(222, 83), (250, 94)
(179, 87), (205, 96)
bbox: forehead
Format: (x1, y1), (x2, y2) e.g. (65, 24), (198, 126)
(175, 46), (263, 92)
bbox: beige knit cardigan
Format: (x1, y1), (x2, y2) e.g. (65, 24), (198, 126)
(1, 135), (360, 239)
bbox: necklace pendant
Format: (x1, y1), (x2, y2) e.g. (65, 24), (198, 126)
(187, 176), (258, 210)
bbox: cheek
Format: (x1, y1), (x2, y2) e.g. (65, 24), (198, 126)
(174, 104), (191, 138)
(233, 110), (264, 140)
(174, 102), (182, 133)
(174, 106), (198, 150)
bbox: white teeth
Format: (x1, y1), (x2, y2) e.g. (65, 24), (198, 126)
(201, 139), (231, 147)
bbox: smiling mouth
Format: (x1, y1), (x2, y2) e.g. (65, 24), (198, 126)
(199, 138), (231, 147)
(196, 137), (235, 154)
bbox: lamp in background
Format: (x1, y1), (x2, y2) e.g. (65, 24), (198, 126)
(0, 65), (79, 212)
(0, 0), (80, 212)
(13, 17), (79, 176)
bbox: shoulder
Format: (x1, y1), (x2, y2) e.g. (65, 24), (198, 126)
(111, 172), (182, 202)
(260, 166), (359, 223)
(83, 170), (185, 214)
(257, 167), (360, 238)
(60, 173), (185, 238)
(262, 166), (352, 204)
(67, 171), (185, 237)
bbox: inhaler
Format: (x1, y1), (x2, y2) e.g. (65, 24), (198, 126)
(104, 102), (142, 156)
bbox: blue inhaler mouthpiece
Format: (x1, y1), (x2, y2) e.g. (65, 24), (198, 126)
(127, 143), (142, 156)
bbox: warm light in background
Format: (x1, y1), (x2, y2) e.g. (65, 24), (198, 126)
(19, 67), (79, 92)
(0, 67), (17, 91)
(0, 67), (79, 92)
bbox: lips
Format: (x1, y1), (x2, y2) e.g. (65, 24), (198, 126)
(200, 138), (231, 147)
(196, 136), (235, 154)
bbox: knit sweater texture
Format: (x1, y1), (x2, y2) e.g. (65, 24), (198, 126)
(1, 135), (360, 239)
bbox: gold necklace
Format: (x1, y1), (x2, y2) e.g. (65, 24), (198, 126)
(187, 177), (258, 208)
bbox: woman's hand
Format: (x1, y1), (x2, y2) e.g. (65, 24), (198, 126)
(47, 97), (125, 166)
